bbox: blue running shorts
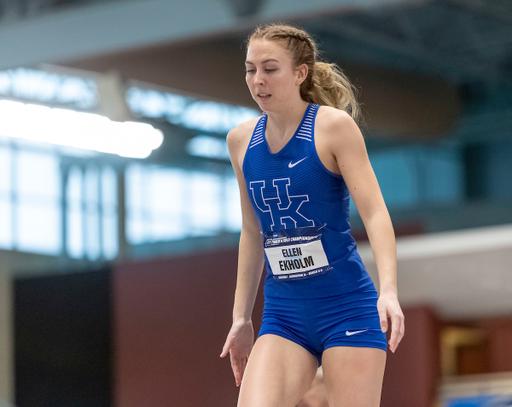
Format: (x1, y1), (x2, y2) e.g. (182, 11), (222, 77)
(257, 285), (388, 366)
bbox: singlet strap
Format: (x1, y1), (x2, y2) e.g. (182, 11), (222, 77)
(295, 104), (319, 142)
(248, 114), (268, 149)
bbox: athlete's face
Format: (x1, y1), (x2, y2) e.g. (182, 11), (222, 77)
(245, 39), (306, 111)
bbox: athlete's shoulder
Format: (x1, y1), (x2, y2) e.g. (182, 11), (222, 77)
(227, 115), (263, 170)
(316, 105), (356, 129)
(226, 115), (262, 148)
(315, 105), (364, 147)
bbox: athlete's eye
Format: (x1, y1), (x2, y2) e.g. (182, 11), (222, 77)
(245, 69), (255, 74)
(265, 69), (276, 73)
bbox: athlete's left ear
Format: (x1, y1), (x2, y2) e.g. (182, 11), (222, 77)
(296, 64), (308, 86)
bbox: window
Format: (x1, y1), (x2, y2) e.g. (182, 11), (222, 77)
(15, 148), (61, 255)
(368, 145), (463, 209)
(67, 166), (83, 258)
(126, 164), (241, 245)
(0, 144), (12, 249)
(66, 164), (118, 260)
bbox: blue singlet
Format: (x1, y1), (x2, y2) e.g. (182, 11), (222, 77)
(243, 103), (374, 299)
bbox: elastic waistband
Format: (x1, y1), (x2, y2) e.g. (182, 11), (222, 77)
(264, 284), (378, 301)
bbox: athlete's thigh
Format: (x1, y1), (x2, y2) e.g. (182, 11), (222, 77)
(322, 346), (386, 407)
(238, 334), (318, 407)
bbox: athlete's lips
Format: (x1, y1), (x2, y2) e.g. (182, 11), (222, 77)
(257, 93), (271, 98)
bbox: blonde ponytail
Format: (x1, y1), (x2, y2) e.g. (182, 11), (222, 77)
(248, 23), (363, 126)
(303, 62), (362, 125)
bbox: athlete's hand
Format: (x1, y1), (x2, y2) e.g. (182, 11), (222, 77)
(377, 289), (405, 353)
(220, 320), (254, 387)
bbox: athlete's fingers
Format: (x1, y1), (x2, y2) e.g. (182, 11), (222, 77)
(389, 311), (405, 352)
(388, 314), (398, 351)
(230, 351), (243, 387)
(240, 356), (245, 375)
(377, 305), (388, 333)
(397, 312), (405, 346)
(220, 337), (232, 358)
(241, 355), (248, 380)
(389, 320), (397, 352)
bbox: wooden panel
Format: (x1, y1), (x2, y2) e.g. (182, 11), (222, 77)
(458, 344), (489, 376)
(113, 249), (264, 407)
(381, 306), (441, 407)
(481, 318), (512, 373)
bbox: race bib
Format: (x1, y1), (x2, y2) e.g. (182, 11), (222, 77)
(262, 225), (331, 281)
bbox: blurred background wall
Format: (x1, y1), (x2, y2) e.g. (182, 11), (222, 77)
(0, 264), (13, 402)
(0, 0), (512, 406)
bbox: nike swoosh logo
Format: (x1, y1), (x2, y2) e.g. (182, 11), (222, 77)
(345, 329), (368, 336)
(288, 157), (307, 168)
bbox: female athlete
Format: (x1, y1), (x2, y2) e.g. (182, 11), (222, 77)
(220, 23), (405, 407)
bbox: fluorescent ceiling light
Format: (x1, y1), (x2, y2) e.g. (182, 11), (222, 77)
(0, 100), (163, 158)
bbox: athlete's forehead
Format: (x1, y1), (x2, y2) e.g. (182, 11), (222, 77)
(245, 39), (289, 65)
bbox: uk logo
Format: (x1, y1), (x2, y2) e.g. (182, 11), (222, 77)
(249, 178), (314, 231)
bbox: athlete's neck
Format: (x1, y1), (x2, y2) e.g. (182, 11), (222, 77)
(265, 100), (310, 142)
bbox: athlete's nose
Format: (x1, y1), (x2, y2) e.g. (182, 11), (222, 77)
(253, 69), (264, 86)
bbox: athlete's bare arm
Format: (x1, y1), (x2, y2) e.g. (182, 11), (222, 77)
(315, 107), (405, 352)
(227, 120), (265, 326)
(220, 118), (266, 386)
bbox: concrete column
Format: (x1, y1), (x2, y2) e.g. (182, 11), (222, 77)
(60, 164), (70, 258)
(0, 266), (14, 404)
(116, 168), (130, 260)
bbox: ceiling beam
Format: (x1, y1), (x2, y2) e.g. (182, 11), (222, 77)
(0, 0), (233, 71)
(0, 0), (426, 71)
(445, 0), (512, 26)
(314, 17), (485, 82)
